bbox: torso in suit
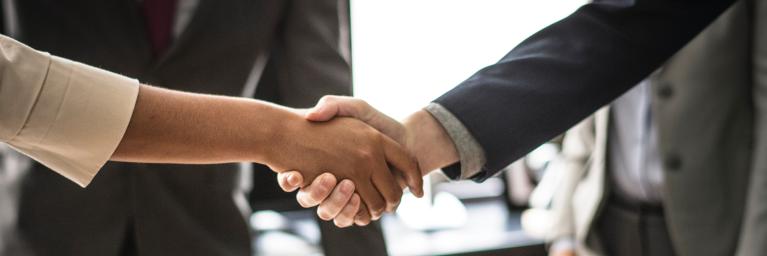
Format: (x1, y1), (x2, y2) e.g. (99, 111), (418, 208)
(7, 1), (378, 255)
(546, 2), (763, 255)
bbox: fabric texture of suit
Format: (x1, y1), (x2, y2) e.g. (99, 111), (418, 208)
(542, 1), (767, 255)
(435, 0), (738, 182)
(11, 0), (386, 255)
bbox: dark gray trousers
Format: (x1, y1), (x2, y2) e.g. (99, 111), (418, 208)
(595, 197), (675, 256)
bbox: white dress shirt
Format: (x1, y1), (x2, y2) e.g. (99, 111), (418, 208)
(608, 77), (665, 204)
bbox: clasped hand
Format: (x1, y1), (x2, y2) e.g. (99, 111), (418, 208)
(264, 97), (425, 226)
(273, 96), (454, 227)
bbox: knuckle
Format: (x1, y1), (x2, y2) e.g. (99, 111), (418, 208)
(355, 149), (377, 163)
(319, 95), (336, 104)
(359, 147), (375, 158)
(309, 187), (328, 202)
(350, 98), (365, 107)
(359, 99), (372, 109)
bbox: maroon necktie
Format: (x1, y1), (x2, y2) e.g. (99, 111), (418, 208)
(141, 0), (178, 56)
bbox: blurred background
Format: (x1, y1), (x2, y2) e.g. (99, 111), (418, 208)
(251, 1), (586, 255)
(2, 1), (754, 256)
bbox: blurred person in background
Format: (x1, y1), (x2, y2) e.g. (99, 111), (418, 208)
(542, 2), (763, 255)
(1, 0), (388, 255)
(277, 1), (767, 256)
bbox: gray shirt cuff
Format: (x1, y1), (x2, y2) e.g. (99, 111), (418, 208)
(424, 103), (487, 180)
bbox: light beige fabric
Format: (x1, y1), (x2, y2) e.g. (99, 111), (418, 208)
(0, 35), (139, 187)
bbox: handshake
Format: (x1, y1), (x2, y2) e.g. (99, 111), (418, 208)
(266, 96), (459, 228)
(113, 87), (459, 227)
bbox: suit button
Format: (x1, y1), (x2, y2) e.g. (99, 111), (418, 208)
(664, 154), (682, 171)
(657, 83), (674, 99)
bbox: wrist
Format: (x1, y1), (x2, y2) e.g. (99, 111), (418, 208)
(402, 110), (459, 175)
(244, 103), (305, 169)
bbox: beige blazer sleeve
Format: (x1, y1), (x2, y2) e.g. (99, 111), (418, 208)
(0, 35), (139, 187)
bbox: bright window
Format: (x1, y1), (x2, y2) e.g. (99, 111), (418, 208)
(351, 0), (586, 119)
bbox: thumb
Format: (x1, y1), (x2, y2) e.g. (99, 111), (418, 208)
(306, 95), (373, 122)
(277, 171), (304, 192)
(305, 97), (342, 122)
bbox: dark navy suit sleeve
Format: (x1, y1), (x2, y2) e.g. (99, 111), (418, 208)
(433, 0), (736, 182)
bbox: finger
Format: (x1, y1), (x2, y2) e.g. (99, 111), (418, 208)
(334, 193), (361, 228)
(317, 179), (355, 221)
(394, 171), (408, 190)
(371, 158), (403, 212)
(354, 202), (372, 226)
(381, 136), (424, 197)
(356, 179), (386, 220)
(296, 173), (337, 208)
(277, 171), (304, 192)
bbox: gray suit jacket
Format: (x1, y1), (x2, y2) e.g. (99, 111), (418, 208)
(546, 1), (767, 255)
(7, 1), (373, 255)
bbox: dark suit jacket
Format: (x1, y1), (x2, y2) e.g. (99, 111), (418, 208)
(8, 1), (362, 255)
(434, 0), (737, 181)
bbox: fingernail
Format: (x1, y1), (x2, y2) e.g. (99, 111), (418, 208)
(286, 173), (297, 186)
(340, 180), (353, 193)
(320, 174), (332, 186)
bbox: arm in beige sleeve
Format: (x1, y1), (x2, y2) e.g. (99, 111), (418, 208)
(0, 36), (418, 211)
(0, 35), (139, 187)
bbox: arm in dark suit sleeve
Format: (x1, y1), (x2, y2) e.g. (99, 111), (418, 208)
(432, 0), (735, 181)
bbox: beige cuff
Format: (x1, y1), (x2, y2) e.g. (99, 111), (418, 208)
(424, 103), (486, 180)
(8, 56), (139, 187)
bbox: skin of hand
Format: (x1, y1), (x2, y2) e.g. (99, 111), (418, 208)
(277, 172), (367, 227)
(550, 250), (576, 256)
(277, 95), (460, 226)
(113, 86), (421, 218)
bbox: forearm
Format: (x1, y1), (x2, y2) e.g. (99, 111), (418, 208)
(112, 85), (293, 165)
(402, 110), (459, 174)
(433, 0), (735, 175)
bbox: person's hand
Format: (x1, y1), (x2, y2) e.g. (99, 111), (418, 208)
(277, 171), (372, 227)
(306, 96), (458, 178)
(264, 112), (420, 219)
(279, 96), (460, 227)
(303, 97), (420, 226)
